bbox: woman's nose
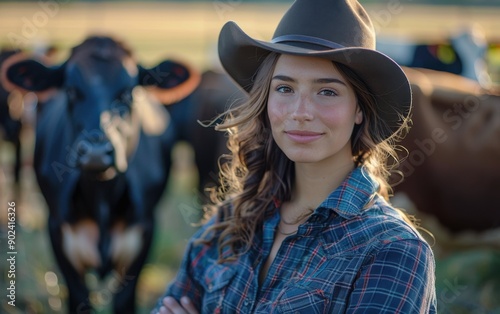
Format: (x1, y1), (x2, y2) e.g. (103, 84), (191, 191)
(290, 95), (313, 121)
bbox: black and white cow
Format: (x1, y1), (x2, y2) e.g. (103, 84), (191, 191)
(4, 36), (199, 313)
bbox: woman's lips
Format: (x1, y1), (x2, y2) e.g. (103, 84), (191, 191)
(285, 130), (324, 143)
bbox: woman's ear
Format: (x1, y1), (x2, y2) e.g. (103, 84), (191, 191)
(355, 106), (363, 125)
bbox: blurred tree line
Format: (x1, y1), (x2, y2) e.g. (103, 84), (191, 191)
(0, 0), (498, 5)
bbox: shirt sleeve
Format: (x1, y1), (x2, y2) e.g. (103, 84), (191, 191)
(150, 228), (208, 313)
(347, 239), (437, 314)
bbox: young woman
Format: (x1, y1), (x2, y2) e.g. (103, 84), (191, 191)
(153, 0), (436, 313)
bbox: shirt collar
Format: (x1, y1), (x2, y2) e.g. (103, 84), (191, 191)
(316, 166), (378, 220)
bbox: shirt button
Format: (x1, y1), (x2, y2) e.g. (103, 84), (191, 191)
(208, 283), (213, 291)
(244, 299), (249, 306)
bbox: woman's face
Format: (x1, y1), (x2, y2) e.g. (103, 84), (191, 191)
(267, 54), (362, 166)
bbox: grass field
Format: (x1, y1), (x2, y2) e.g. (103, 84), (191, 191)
(1, 1), (500, 313)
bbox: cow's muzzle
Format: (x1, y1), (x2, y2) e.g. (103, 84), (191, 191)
(76, 138), (114, 173)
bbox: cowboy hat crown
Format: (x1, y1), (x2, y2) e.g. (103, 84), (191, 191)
(272, 0), (375, 50)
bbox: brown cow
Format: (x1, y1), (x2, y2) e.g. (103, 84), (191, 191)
(392, 67), (500, 233)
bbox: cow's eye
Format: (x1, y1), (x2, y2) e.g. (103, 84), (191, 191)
(66, 86), (83, 104)
(110, 89), (133, 118)
(119, 89), (133, 106)
(111, 99), (131, 118)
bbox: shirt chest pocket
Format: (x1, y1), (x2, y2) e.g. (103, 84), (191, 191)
(273, 274), (353, 314)
(274, 280), (331, 314)
(197, 263), (236, 313)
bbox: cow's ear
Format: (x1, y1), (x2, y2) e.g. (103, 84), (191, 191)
(138, 60), (200, 105)
(5, 59), (64, 92)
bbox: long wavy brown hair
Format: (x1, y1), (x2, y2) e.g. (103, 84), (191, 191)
(198, 52), (414, 263)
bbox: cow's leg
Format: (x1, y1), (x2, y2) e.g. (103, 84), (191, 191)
(48, 218), (98, 313)
(11, 137), (22, 200)
(112, 221), (153, 314)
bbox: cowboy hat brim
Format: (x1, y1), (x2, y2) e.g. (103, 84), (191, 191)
(218, 21), (411, 139)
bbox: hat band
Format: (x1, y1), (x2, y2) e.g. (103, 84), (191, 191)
(271, 35), (345, 50)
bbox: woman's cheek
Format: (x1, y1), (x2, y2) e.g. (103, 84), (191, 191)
(268, 101), (288, 125)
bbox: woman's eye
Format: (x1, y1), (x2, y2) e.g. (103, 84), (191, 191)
(319, 89), (337, 96)
(276, 85), (292, 93)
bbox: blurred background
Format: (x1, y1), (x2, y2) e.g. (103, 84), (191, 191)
(1, 0), (500, 313)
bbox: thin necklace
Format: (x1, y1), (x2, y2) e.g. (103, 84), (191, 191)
(281, 210), (313, 225)
(277, 222), (298, 236)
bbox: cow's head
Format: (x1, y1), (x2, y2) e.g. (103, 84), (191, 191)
(4, 36), (199, 179)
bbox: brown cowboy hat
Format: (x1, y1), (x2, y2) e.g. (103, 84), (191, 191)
(218, 0), (412, 140)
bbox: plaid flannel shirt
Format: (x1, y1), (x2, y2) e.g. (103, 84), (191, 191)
(154, 166), (437, 313)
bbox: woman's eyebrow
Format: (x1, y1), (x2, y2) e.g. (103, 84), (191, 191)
(314, 78), (347, 86)
(271, 75), (346, 86)
(272, 75), (295, 82)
